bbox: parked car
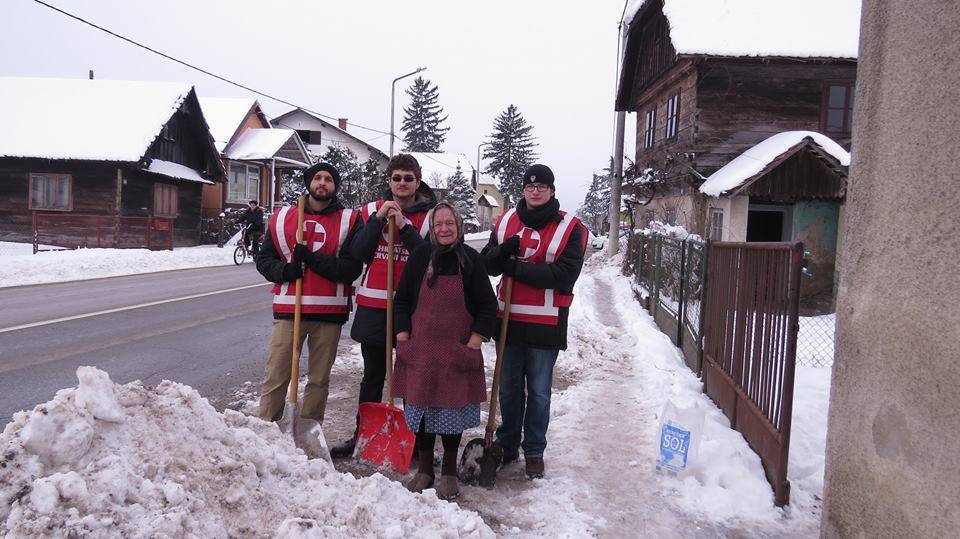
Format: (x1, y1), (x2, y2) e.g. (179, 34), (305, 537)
(591, 229), (627, 250)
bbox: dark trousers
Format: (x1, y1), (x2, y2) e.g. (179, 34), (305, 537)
(359, 342), (387, 405)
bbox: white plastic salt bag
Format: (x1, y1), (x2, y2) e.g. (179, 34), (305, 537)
(655, 400), (704, 475)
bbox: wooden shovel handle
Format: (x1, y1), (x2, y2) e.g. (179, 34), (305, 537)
(385, 218), (396, 403)
(485, 273), (514, 442)
(288, 196), (306, 404)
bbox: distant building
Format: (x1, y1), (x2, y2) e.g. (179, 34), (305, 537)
(475, 181), (505, 231)
(404, 152), (475, 200)
(271, 108), (388, 169)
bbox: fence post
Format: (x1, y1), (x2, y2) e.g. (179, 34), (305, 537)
(32, 212), (38, 254)
(146, 217), (152, 250)
(697, 240), (710, 376)
(652, 235), (662, 311)
(677, 239), (687, 345)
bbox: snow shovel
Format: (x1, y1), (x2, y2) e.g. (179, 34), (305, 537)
(355, 218), (415, 473)
(460, 274), (514, 487)
(279, 196), (332, 463)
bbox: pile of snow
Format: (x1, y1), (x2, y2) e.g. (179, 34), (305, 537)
(0, 243), (246, 288)
(1, 367), (492, 537)
(640, 220), (703, 242)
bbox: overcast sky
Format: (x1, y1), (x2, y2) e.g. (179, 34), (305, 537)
(1, 0), (636, 210)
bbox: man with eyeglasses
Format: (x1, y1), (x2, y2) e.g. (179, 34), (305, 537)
(481, 164), (588, 479)
(330, 153), (438, 458)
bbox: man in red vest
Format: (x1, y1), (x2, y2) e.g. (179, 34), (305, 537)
(255, 162), (363, 424)
(481, 164), (588, 479)
(329, 153), (437, 458)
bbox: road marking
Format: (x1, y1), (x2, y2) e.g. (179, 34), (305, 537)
(0, 282), (269, 334)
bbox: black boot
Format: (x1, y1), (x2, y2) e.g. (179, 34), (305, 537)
(330, 433), (356, 459)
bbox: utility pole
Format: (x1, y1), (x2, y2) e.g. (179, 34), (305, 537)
(607, 18), (628, 256)
(389, 67), (426, 157)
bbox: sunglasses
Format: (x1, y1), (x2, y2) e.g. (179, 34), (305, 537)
(391, 174), (417, 183)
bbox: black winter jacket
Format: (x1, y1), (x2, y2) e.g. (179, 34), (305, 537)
(239, 207), (265, 233)
(255, 198), (363, 324)
(350, 185), (437, 345)
(480, 199), (585, 350)
(393, 242), (498, 339)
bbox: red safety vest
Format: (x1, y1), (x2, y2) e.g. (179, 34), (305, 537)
(493, 208), (587, 325)
(355, 199), (431, 309)
(269, 204), (359, 315)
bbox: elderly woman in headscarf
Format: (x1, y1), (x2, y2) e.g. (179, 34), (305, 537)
(393, 202), (498, 500)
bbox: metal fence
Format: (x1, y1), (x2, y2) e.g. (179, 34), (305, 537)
(32, 212), (174, 252)
(702, 241), (802, 507)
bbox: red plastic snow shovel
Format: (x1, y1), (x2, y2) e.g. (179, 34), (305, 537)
(460, 274), (514, 487)
(355, 218), (415, 473)
(279, 196), (331, 462)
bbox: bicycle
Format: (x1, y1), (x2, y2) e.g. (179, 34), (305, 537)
(233, 224), (261, 265)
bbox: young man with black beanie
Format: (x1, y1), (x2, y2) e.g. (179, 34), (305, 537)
(480, 163), (588, 479)
(254, 162), (363, 424)
(329, 153), (437, 458)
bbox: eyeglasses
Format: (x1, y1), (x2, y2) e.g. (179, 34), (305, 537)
(391, 174), (417, 183)
(523, 183), (551, 192)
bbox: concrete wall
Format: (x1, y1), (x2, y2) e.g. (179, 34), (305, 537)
(705, 195), (748, 241)
(821, 2), (960, 537)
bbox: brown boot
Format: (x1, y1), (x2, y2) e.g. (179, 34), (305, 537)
(406, 473), (435, 493)
(525, 457), (544, 479)
(436, 475), (460, 500)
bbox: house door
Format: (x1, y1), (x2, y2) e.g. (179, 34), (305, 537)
(746, 204), (792, 242)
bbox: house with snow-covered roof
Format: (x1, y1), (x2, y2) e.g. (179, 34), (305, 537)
(198, 97), (310, 217)
(271, 108), (388, 170)
(616, 0), (860, 309)
(404, 152), (475, 200)
(475, 181), (504, 231)
(0, 77), (225, 248)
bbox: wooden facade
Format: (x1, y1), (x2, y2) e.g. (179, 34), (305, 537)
(0, 89), (223, 247)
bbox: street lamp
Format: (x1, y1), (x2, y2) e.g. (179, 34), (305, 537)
(476, 141), (491, 189)
(389, 67), (427, 157)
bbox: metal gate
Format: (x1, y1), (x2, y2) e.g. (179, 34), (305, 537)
(702, 241), (802, 506)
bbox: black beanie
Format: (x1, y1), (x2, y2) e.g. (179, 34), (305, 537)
(303, 162), (341, 192)
(523, 164), (555, 188)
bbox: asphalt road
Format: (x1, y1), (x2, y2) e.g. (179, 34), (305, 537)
(0, 265), (282, 425)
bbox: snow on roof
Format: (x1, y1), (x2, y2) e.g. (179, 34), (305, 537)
(198, 97), (258, 152)
(223, 128), (305, 163)
(145, 159), (214, 184)
(478, 193), (499, 207)
(624, 0), (861, 59)
(406, 152), (474, 190)
(0, 77), (193, 162)
(699, 131), (850, 197)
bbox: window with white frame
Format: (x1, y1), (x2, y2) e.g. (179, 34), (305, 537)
(29, 173), (72, 211)
(665, 90), (681, 139)
(643, 107), (657, 148)
(709, 207), (724, 241)
(154, 184), (178, 217)
(227, 163), (261, 203)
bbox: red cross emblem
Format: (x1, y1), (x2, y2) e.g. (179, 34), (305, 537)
(306, 221), (327, 251)
(519, 227), (541, 260)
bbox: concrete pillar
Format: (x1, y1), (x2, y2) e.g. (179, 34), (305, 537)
(821, 1), (960, 537)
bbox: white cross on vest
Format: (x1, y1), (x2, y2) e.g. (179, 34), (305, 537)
(519, 227), (541, 260)
(308, 221), (327, 251)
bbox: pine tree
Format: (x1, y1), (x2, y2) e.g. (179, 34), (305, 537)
(483, 105), (538, 206)
(321, 145), (362, 208)
(577, 158), (615, 234)
(359, 156), (386, 204)
(280, 169), (304, 205)
(401, 76), (450, 152)
(444, 164), (477, 223)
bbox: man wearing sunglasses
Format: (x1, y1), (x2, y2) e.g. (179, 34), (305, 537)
(330, 153), (438, 458)
(481, 164), (588, 479)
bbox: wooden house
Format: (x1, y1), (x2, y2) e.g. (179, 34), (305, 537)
(198, 98), (310, 216)
(0, 77), (225, 248)
(616, 0), (860, 309)
(476, 181), (504, 231)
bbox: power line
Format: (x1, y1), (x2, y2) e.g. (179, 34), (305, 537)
(30, 0), (391, 136)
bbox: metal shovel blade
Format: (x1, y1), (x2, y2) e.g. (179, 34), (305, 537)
(355, 402), (415, 473)
(280, 400), (332, 463)
(458, 438), (504, 488)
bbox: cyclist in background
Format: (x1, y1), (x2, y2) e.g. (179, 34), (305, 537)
(239, 200), (265, 255)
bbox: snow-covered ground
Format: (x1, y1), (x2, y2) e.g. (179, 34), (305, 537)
(1, 253), (832, 536)
(0, 238), (246, 288)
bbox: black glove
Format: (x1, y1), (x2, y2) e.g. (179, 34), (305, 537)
(293, 244), (315, 267)
(501, 258), (518, 277)
(500, 235), (521, 259)
(281, 262), (304, 282)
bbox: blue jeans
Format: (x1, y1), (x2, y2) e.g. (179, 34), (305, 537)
(495, 344), (560, 459)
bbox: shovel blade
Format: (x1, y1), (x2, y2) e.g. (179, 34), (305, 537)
(459, 438), (504, 487)
(280, 401), (332, 462)
(356, 402), (415, 473)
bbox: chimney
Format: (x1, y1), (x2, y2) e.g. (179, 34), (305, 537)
(338, 118), (348, 131)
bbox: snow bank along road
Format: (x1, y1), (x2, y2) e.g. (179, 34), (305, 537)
(0, 266), (274, 425)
